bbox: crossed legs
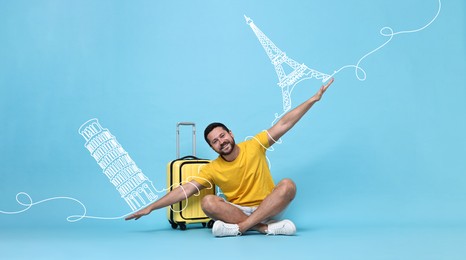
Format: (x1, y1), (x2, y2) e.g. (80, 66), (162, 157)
(201, 178), (296, 234)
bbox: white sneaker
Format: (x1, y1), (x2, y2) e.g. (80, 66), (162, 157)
(212, 220), (242, 237)
(266, 219), (296, 235)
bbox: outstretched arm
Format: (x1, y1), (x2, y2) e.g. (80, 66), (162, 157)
(125, 180), (205, 221)
(267, 78), (334, 145)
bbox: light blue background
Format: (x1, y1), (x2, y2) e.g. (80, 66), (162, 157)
(1, 0), (465, 259)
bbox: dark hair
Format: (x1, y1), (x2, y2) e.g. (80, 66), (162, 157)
(204, 122), (230, 144)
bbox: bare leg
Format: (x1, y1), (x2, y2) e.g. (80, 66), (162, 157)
(201, 195), (247, 222)
(201, 195), (268, 232)
(201, 178), (296, 234)
(238, 178), (296, 233)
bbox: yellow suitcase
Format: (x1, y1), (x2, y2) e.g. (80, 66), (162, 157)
(167, 122), (215, 230)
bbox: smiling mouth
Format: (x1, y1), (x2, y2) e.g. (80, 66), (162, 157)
(221, 143), (230, 151)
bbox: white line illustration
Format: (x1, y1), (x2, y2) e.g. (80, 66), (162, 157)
(78, 118), (157, 212)
(0, 192), (128, 222)
(244, 15), (332, 125)
(245, 0), (441, 124)
(331, 0), (442, 81)
(1, 119), (215, 222)
(0, 175), (215, 222)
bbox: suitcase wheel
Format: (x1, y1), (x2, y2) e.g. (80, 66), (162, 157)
(207, 220), (215, 229)
(179, 223), (187, 230)
(169, 220), (178, 230)
(169, 220), (187, 230)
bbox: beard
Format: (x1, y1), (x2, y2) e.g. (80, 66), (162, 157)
(217, 138), (236, 156)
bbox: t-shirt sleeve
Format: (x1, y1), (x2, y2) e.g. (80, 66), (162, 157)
(254, 130), (271, 151)
(195, 163), (214, 189)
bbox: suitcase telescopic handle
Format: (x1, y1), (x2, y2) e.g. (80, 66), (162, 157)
(176, 122), (196, 158)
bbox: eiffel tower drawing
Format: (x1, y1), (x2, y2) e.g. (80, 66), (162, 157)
(244, 15), (332, 125)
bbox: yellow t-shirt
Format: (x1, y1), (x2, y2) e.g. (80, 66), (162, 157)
(196, 131), (275, 207)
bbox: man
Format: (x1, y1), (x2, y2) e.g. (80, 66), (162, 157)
(125, 78), (334, 237)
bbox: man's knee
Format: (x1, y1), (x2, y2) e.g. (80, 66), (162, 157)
(277, 178), (297, 200)
(201, 194), (221, 212)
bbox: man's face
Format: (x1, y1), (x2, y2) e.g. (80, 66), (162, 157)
(207, 126), (236, 156)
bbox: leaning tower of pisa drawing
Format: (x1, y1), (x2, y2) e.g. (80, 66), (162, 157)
(78, 118), (157, 212)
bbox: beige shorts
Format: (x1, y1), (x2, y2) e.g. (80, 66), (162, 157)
(225, 199), (285, 223)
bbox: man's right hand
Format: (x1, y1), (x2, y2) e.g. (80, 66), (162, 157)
(125, 207), (151, 221)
